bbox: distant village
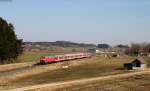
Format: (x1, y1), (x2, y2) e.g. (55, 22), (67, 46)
(23, 41), (150, 58)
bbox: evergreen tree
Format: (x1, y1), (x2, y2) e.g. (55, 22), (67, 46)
(0, 17), (23, 64)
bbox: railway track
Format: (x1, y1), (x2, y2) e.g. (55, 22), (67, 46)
(0, 57), (90, 78)
(0, 62), (47, 78)
(0, 61), (72, 80)
(0, 52), (92, 78)
(0, 62), (34, 72)
(0, 66), (35, 77)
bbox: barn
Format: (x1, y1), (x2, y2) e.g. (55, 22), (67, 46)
(124, 58), (147, 70)
(88, 48), (100, 54)
(88, 48), (96, 54)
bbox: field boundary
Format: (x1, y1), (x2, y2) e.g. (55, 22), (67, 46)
(4, 69), (150, 91)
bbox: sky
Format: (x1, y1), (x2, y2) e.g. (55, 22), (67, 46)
(0, 0), (150, 45)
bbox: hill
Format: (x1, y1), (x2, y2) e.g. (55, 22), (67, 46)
(24, 41), (96, 48)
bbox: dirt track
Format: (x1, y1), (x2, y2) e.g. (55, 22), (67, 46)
(3, 70), (150, 91)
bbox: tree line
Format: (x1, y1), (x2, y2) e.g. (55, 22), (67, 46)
(125, 43), (150, 56)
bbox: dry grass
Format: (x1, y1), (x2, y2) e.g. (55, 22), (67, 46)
(0, 53), (150, 91)
(52, 73), (150, 91)
(0, 56), (136, 90)
(0, 51), (62, 72)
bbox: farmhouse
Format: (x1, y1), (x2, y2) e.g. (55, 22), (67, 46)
(124, 58), (147, 70)
(88, 48), (101, 54)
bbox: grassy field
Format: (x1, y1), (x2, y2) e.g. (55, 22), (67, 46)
(17, 50), (85, 62)
(17, 51), (64, 62)
(0, 52), (150, 90)
(54, 73), (150, 91)
(1, 56), (147, 90)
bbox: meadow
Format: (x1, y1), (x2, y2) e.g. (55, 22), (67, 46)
(0, 51), (150, 90)
(53, 73), (150, 91)
(17, 51), (64, 62)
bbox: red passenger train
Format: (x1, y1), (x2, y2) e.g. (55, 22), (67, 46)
(40, 52), (91, 64)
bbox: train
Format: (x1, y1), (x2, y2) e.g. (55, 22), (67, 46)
(40, 52), (91, 64)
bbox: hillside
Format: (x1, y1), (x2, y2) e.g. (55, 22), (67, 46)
(24, 41), (96, 48)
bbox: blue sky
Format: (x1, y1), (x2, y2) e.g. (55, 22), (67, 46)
(0, 0), (150, 45)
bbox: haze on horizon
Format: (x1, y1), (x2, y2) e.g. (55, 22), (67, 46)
(0, 0), (150, 45)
